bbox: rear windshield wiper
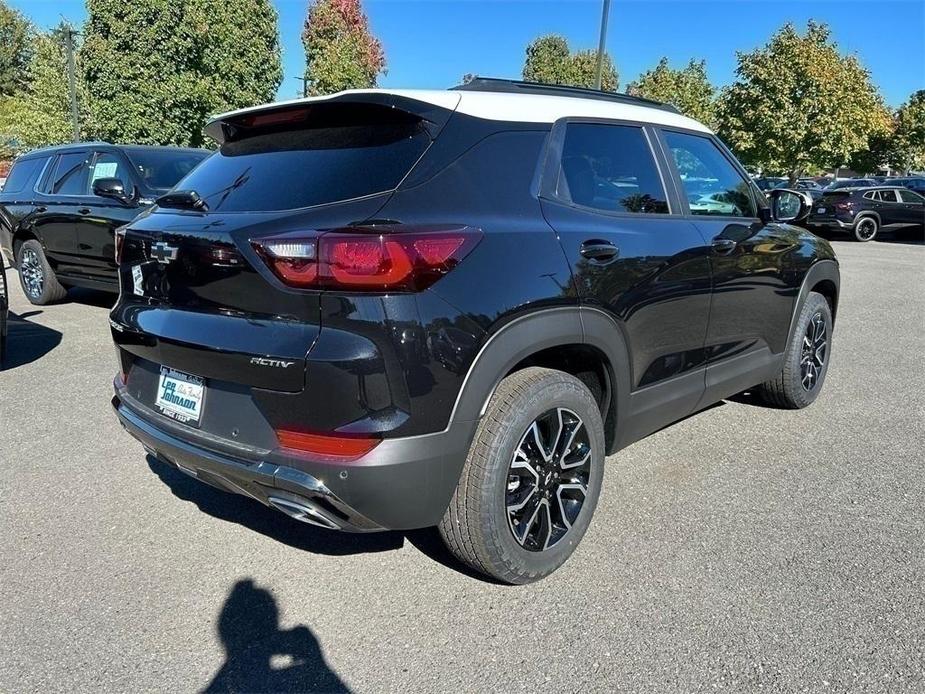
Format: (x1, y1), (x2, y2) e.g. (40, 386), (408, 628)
(156, 189), (209, 211)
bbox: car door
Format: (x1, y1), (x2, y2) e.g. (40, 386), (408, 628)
(76, 149), (142, 283)
(656, 128), (798, 402)
(897, 188), (925, 226)
(873, 189), (904, 226)
(540, 120), (712, 431)
(32, 150), (92, 277)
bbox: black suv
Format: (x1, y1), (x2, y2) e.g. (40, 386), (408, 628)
(109, 79), (840, 583)
(0, 143), (209, 304)
(808, 186), (925, 241)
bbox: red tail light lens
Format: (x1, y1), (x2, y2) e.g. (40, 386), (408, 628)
(115, 226), (128, 263)
(252, 225), (481, 292)
(276, 429), (380, 460)
(833, 200), (853, 210)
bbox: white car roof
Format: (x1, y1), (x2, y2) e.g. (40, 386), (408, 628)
(208, 87), (712, 135)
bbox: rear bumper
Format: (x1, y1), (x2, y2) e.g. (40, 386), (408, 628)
(807, 217), (853, 231)
(112, 383), (477, 532)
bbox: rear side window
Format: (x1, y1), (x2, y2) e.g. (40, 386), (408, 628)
(664, 131), (757, 218)
(50, 151), (91, 195)
(876, 190), (900, 203)
(175, 105), (431, 212)
(3, 157), (46, 193)
(556, 123), (668, 214)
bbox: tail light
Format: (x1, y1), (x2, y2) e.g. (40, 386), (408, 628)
(252, 225), (481, 292)
(276, 429), (380, 460)
(833, 200), (854, 211)
(115, 226), (128, 263)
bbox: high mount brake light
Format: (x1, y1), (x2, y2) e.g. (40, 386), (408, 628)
(252, 226), (481, 292)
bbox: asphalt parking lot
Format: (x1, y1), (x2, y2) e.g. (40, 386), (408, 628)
(1, 237), (923, 693)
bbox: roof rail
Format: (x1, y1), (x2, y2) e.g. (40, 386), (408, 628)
(450, 77), (680, 114)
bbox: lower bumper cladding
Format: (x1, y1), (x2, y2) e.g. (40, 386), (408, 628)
(112, 394), (386, 532)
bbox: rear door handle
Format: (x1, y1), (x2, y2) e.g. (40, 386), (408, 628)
(78, 207), (92, 215)
(579, 240), (619, 263)
(711, 237), (737, 254)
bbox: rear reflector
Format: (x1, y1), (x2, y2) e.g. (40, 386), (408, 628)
(115, 226), (128, 263)
(252, 225), (481, 292)
(276, 430), (380, 460)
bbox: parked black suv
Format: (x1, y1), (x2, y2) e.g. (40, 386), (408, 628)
(110, 80), (840, 583)
(0, 143), (209, 304)
(808, 186), (925, 241)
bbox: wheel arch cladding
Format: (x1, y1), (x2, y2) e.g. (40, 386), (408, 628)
(789, 260), (840, 344)
(450, 306), (632, 455)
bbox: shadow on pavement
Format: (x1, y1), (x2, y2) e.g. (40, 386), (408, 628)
(66, 286), (117, 308)
(203, 579), (349, 693)
(1, 310), (62, 370)
(146, 454), (498, 582)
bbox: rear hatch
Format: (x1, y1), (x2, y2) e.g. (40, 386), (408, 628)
(812, 190), (851, 220)
(111, 95), (458, 439)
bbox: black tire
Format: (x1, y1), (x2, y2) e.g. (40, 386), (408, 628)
(853, 215), (878, 242)
(16, 239), (67, 305)
(758, 292), (832, 409)
(439, 367), (606, 584)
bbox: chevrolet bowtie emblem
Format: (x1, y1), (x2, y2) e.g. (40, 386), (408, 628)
(151, 241), (178, 264)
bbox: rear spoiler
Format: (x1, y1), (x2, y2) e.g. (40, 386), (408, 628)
(203, 91), (461, 145)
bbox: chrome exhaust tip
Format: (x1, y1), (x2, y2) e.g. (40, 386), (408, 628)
(267, 496), (340, 530)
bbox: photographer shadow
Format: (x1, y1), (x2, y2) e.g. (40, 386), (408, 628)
(204, 579), (349, 693)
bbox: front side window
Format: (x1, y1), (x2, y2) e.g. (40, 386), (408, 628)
(899, 189), (924, 203)
(123, 148), (210, 193)
(90, 152), (132, 193)
(556, 123), (669, 214)
(50, 152), (91, 196)
(663, 131), (757, 218)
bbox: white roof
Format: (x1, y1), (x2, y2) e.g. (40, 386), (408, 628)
(208, 87), (712, 134)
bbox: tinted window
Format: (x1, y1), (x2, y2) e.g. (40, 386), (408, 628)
(899, 189), (924, 203)
(123, 148), (210, 192)
(90, 152), (132, 193)
(556, 123), (668, 214)
(51, 152), (91, 195)
(877, 190), (900, 203)
(663, 131), (756, 218)
(174, 107), (430, 212)
(2, 157), (46, 193)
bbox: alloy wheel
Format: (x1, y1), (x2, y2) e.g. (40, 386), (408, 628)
(856, 218), (877, 241)
(506, 407), (592, 551)
(20, 247), (44, 299)
(800, 312), (827, 391)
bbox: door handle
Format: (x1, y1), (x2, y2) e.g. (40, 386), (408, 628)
(78, 207), (92, 215)
(579, 240), (619, 263)
(35, 206), (47, 213)
(711, 237), (737, 254)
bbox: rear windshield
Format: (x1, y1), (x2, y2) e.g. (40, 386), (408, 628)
(175, 105), (431, 212)
(3, 156), (46, 193)
(124, 148), (210, 193)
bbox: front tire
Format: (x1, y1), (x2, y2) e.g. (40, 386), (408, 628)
(853, 215), (878, 242)
(16, 240), (67, 305)
(758, 291), (832, 409)
(439, 367), (605, 584)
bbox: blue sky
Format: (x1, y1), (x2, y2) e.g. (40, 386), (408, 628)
(12, 0), (925, 107)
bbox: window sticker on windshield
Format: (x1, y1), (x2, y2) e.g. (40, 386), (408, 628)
(132, 265), (144, 296)
(92, 161), (118, 182)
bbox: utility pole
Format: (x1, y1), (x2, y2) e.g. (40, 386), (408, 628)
(593, 0), (612, 90)
(293, 76), (309, 98)
(63, 27), (79, 142)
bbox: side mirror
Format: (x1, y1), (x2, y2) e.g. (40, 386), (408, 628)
(92, 177), (133, 205)
(768, 188), (812, 223)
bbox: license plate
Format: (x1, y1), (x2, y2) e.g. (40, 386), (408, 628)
(155, 367), (205, 425)
(816, 207), (827, 214)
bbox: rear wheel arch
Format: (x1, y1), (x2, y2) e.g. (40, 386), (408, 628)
(450, 306), (632, 455)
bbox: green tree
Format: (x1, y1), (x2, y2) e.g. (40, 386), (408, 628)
(892, 90), (925, 173)
(522, 34), (618, 91)
(0, 28), (76, 154)
(82, 0), (282, 147)
(0, 1), (32, 97)
(717, 22), (891, 184)
(302, 0), (385, 96)
(627, 58), (716, 127)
